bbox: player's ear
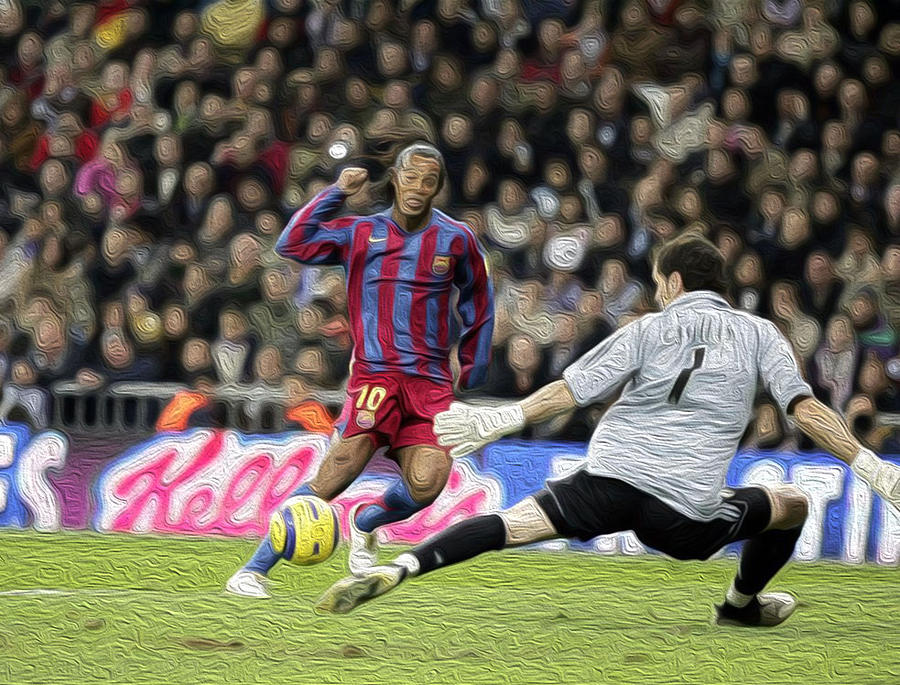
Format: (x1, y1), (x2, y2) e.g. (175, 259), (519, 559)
(669, 270), (684, 294)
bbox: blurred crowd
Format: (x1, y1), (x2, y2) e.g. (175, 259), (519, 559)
(0, 0), (898, 448)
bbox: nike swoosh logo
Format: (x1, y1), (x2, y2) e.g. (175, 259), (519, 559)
(368, 236), (386, 243)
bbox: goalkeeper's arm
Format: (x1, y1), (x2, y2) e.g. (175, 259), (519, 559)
(436, 381), (578, 458)
(479, 380), (579, 438)
(791, 396), (900, 509)
(517, 380), (578, 425)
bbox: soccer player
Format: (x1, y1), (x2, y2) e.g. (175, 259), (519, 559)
(318, 234), (900, 626)
(227, 143), (494, 598)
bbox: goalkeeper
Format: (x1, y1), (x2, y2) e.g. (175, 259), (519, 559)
(318, 234), (900, 626)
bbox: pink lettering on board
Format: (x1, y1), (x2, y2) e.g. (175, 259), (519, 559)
(95, 431), (502, 543)
(95, 431), (329, 536)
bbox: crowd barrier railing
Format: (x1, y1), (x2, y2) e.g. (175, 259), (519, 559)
(50, 381), (185, 432)
(44, 382), (346, 434)
(1, 380), (898, 441)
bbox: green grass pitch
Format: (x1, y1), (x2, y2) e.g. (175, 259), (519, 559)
(0, 530), (896, 684)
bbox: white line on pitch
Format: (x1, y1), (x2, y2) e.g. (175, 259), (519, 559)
(0, 588), (232, 599)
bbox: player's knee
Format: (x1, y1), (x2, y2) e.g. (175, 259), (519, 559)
(768, 486), (809, 530)
(406, 475), (444, 504)
(307, 478), (339, 501)
(405, 456), (451, 504)
(784, 490), (809, 527)
(500, 497), (558, 546)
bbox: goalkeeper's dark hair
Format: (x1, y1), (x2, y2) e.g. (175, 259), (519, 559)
(653, 233), (729, 294)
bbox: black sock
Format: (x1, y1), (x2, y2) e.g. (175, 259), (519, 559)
(409, 514), (506, 576)
(733, 526), (803, 597)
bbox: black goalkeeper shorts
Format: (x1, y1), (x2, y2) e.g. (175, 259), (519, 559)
(534, 469), (772, 561)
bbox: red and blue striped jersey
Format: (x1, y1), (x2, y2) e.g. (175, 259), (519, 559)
(276, 185), (494, 390)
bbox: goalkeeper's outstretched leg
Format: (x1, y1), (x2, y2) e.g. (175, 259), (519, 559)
(318, 475), (808, 627)
(316, 496), (555, 614)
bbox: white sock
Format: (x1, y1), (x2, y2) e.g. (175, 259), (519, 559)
(725, 583), (755, 608)
(393, 553), (420, 577)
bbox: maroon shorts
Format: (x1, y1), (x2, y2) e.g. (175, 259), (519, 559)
(334, 371), (455, 451)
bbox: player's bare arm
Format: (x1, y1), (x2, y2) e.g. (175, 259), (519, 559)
(791, 397), (863, 462)
(520, 380), (578, 424)
(435, 380), (577, 458)
(791, 396), (900, 505)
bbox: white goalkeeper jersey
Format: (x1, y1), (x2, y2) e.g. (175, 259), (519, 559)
(562, 290), (813, 521)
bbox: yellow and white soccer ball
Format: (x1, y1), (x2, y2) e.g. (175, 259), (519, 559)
(268, 495), (340, 565)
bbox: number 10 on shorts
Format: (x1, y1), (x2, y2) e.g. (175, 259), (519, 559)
(356, 385), (387, 411)
(355, 385), (386, 429)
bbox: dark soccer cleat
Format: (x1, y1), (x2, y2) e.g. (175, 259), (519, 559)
(715, 592), (798, 627)
(315, 564), (407, 614)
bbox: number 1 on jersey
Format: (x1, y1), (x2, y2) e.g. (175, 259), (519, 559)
(668, 347), (706, 404)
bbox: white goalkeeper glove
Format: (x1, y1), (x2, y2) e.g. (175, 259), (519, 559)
(434, 401), (526, 459)
(852, 448), (900, 511)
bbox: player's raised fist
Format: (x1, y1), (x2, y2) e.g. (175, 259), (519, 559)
(337, 167), (368, 194)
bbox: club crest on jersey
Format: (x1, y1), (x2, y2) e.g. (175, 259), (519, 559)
(432, 255), (451, 275)
(356, 410), (376, 429)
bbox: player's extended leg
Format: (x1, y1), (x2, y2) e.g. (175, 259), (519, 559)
(348, 445), (452, 574)
(716, 485), (809, 627)
(227, 434), (377, 598)
(317, 496), (559, 613)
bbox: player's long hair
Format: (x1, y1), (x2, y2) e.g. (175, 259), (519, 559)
(343, 136), (445, 203)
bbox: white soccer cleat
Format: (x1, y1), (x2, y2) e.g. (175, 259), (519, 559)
(348, 503), (379, 576)
(225, 569), (271, 599)
(715, 592), (797, 627)
(754, 592), (798, 626)
(315, 564), (406, 614)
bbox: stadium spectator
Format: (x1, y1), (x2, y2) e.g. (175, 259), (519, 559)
(212, 307), (254, 386)
(180, 336), (214, 385)
(846, 289), (898, 360)
(80, 327), (160, 386)
(249, 265), (301, 355)
(484, 334), (550, 400)
(0, 358), (50, 428)
(0, 0), (896, 447)
(158, 302), (189, 381)
(813, 314), (859, 412)
(881, 244), (900, 327)
(801, 251), (844, 325)
(769, 280), (821, 365)
(598, 258), (644, 326)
